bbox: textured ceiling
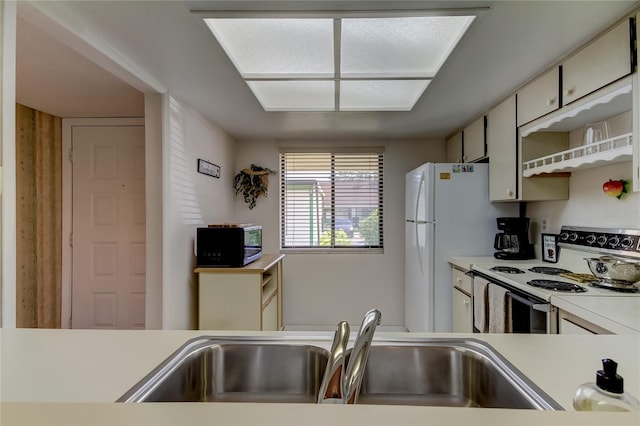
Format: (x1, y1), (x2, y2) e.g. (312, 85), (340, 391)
(15, 1), (640, 140)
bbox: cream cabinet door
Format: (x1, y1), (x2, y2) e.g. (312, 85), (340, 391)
(452, 287), (472, 333)
(563, 19), (633, 105)
(463, 116), (486, 162)
(262, 296), (278, 331)
(517, 68), (560, 126)
(559, 318), (595, 335)
(446, 132), (463, 163)
(487, 95), (517, 201)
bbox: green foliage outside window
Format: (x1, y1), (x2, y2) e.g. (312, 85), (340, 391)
(359, 209), (379, 245)
(320, 230), (352, 246)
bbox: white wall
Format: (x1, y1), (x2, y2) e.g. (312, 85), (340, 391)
(233, 138), (446, 328)
(144, 94), (164, 329)
(1, 1), (17, 327)
(528, 162), (640, 237)
(162, 95), (236, 329)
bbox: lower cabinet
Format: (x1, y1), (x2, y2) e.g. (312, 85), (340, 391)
(452, 267), (472, 333)
(196, 254), (284, 331)
(557, 309), (612, 335)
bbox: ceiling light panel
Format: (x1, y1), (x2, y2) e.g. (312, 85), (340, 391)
(247, 80), (335, 111)
(340, 16), (475, 78)
(340, 80), (430, 111)
(204, 18), (334, 78)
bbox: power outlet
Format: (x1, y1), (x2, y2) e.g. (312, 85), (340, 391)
(540, 215), (550, 233)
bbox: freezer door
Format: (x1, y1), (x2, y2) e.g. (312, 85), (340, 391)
(405, 164), (433, 222)
(405, 221), (435, 332)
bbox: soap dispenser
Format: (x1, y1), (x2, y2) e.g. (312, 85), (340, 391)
(573, 358), (640, 412)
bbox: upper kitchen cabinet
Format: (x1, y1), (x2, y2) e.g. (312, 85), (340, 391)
(517, 68), (561, 127)
(521, 75), (633, 179)
(463, 116), (486, 162)
(488, 95), (518, 201)
(517, 14), (638, 194)
(446, 131), (463, 163)
(489, 93), (569, 202)
(563, 19), (635, 106)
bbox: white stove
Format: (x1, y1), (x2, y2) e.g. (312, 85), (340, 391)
(469, 226), (640, 334)
(472, 226), (640, 302)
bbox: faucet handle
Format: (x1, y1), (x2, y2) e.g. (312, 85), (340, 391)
(342, 309), (382, 404)
(318, 321), (350, 402)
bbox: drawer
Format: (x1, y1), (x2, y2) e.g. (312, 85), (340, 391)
(452, 268), (472, 294)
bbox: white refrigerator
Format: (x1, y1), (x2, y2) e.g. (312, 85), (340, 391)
(405, 163), (518, 332)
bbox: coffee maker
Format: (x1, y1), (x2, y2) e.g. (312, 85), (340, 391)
(494, 217), (535, 260)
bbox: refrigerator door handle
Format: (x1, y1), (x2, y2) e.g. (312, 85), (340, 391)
(414, 170), (425, 222)
(416, 224), (424, 275)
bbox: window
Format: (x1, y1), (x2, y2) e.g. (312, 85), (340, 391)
(280, 149), (383, 251)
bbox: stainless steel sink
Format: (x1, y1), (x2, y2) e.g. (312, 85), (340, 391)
(118, 337), (329, 403)
(118, 336), (562, 410)
(356, 340), (562, 410)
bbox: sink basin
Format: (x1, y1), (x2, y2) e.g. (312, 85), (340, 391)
(356, 339), (562, 410)
(118, 337), (328, 403)
(118, 336), (561, 410)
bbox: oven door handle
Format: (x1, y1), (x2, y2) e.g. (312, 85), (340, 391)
(508, 292), (550, 312)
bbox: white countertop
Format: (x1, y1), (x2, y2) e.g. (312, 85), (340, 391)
(2, 329), (640, 425)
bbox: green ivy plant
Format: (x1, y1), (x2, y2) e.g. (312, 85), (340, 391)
(233, 164), (276, 209)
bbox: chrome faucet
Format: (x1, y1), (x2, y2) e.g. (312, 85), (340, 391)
(318, 309), (382, 404)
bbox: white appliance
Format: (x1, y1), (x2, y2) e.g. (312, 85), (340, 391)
(405, 163), (518, 332)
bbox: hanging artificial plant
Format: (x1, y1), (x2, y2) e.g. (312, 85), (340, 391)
(233, 164), (276, 209)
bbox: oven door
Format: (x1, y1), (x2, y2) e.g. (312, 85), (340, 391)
(508, 292), (557, 334)
(469, 272), (557, 334)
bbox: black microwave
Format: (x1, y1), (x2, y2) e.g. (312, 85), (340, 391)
(196, 225), (262, 267)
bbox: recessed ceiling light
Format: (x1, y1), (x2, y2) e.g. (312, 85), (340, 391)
(203, 13), (475, 111)
(247, 80), (335, 111)
(340, 80), (431, 111)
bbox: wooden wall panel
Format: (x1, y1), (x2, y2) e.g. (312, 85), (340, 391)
(16, 104), (62, 328)
(16, 104), (37, 327)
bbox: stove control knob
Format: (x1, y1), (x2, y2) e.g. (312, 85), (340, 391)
(559, 232), (570, 241)
(621, 237), (634, 249)
(607, 236), (620, 248)
(596, 235), (608, 246)
(569, 233), (579, 242)
(585, 234), (596, 244)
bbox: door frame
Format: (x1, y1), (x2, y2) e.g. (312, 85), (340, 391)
(61, 117), (145, 328)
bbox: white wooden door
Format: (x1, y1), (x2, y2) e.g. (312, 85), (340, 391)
(71, 125), (146, 329)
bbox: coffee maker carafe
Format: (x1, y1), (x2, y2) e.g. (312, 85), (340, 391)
(494, 217), (535, 260)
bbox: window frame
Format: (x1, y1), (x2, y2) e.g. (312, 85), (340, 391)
(279, 148), (384, 253)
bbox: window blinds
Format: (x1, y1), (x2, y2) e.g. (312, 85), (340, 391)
(280, 150), (383, 250)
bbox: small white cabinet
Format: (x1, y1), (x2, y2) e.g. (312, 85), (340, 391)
(446, 131), (463, 163)
(563, 19), (634, 105)
(463, 116), (486, 162)
(447, 123), (485, 164)
(196, 254), (284, 331)
(517, 68), (560, 126)
(452, 267), (472, 333)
